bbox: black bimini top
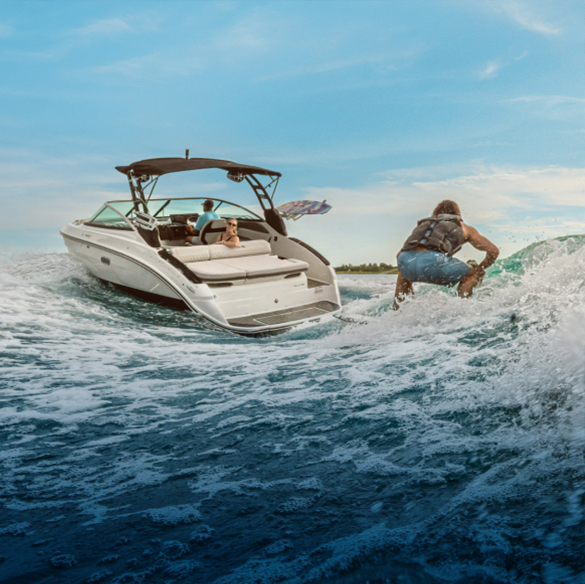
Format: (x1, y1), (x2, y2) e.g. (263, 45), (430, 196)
(115, 157), (281, 178)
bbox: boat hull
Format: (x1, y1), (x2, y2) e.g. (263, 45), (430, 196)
(61, 223), (341, 335)
(62, 230), (182, 301)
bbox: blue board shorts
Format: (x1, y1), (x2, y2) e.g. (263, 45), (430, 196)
(397, 250), (470, 286)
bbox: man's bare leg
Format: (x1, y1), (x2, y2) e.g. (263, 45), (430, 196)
(393, 273), (414, 309)
(457, 265), (481, 298)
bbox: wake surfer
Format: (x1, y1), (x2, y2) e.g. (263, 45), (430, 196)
(393, 200), (499, 309)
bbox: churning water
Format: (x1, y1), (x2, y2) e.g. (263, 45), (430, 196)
(0, 236), (583, 584)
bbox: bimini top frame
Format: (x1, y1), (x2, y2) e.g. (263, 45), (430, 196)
(115, 155), (282, 219)
(115, 156), (281, 178)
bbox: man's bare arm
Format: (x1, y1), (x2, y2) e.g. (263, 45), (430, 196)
(463, 224), (499, 275)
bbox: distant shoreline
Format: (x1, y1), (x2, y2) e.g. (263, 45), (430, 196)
(335, 269), (399, 275)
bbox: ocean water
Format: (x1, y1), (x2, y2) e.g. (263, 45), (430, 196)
(0, 235), (583, 584)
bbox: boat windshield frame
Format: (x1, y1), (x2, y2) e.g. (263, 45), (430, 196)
(145, 197), (263, 221)
(85, 197), (264, 230)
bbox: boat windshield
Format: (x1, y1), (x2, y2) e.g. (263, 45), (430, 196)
(86, 201), (135, 230)
(148, 198), (262, 221)
(85, 198), (262, 229)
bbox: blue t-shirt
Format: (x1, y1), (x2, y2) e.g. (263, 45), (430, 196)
(194, 211), (219, 231)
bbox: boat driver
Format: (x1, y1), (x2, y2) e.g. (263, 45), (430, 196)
(393, 200), (499, 309)
(186, 199), (220, 244)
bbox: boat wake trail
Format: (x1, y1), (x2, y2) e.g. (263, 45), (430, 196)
(0, 236), (583, 583)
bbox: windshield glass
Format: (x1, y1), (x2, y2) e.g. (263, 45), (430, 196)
(147, 198), (261, 222)
(86, 198), (262, 229)
(86, 202), (135, 229)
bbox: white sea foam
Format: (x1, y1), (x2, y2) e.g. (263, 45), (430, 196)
(0, 239), (583, 583)
(146, 506), (202, 526)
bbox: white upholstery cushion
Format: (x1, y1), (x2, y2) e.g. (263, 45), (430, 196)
(209, 239), (271, 260)
(218, 255), (309, 279)
(168, 245), (210, 263)
(185, 260), (246, 281)
(168, 239), (305, 282)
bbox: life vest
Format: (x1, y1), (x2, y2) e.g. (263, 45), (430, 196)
(401, 214), (466, 256)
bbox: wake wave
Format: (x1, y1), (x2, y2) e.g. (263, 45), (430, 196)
(0, 235), (583, 583)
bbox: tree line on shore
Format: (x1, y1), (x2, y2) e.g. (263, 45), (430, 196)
(334, 262), (399, 274)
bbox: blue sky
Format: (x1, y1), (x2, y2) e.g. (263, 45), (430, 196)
(1, 0), (583, 264)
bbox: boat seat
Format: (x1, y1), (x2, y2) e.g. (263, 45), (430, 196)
(219, 255), (308, 279)
(209, 240), (271, 259)
(200, 219), (226, 245)
(168, 245), (211, 263)
(168, 240), (271, 263)
(168, 240), (307, 282)
(185, 260), (247, 282)
(185, 256), (308, 282)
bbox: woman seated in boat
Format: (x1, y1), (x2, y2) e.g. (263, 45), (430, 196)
(214, 218), (240, 248)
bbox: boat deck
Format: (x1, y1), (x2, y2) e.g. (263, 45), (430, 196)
(227, 300), (339, 328)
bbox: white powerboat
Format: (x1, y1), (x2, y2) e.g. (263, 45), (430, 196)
(60, 155), (342, 335)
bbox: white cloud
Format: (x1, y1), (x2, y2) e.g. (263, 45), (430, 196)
(559, 128), (585, 135)
(71, 13), (160, 40)
(476, 51), (528, 80)
(507, 95), (585, 106)
(211, 15), (268, 53)
(496, 218), (585, 235)
(477, 61), (502, 80)
(295, 162), (584, 262)
(94, 55), (160, 76)
(487, 0), (561, 35)
(387, 163), (585, 215)
(93, 12), (273, 78)
(0, 23), (12, 38)
(504, 95), (585, 123)
(91, 11), (414, 82)
(258, 46), (421, 81)
(74, 18), (133, 36)
(6, 50), (56, 60)
(500, 3), (561, 35)
(0, 148), (123, 230)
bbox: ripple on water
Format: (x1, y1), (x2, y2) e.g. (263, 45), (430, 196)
(0, 240), (583, 583)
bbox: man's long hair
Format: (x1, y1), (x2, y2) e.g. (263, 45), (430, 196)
(433, 200), (461, 218)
